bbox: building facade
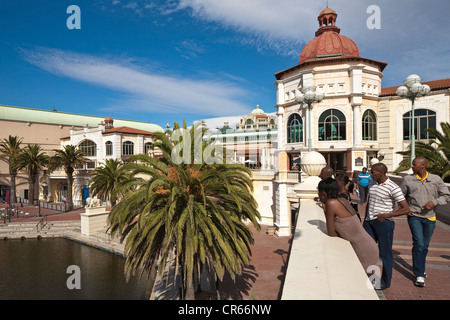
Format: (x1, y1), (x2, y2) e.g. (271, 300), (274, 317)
(272, 7), (450, 236)
(0, 104), (163, 204)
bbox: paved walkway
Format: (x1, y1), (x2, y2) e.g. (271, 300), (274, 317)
(357, 202), (450, 300)
(2, 202), (449, 300)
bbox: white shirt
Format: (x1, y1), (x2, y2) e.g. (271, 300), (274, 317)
(367, 178), (405, 221)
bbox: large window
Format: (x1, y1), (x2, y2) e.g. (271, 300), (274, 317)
(362, 109), (377, 141)
(287, 113), (303, 143)
(318, 109), (346, 141)
(79, 140), (97, 156)
(122, 141), (134, 156)
(403, 109), (436, 140)
(144, 142), (153, 154)
(105, 141), (113, 156)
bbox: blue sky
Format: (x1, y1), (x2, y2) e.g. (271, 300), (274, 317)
(1, 0), (449, 130)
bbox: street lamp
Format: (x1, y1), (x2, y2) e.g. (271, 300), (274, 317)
(396, 74), (431, 166)
(295, 85), (324, 152)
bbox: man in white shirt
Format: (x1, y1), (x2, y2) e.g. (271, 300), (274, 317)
(364, 163), (410, 289)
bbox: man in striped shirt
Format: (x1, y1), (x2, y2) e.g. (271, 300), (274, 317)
(364, 163), (411, 289)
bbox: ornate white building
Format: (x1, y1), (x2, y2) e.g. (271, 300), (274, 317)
(272, 7), (450, 236)
(47, 116), (161, 206)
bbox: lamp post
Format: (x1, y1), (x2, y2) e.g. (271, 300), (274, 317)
(295, 85), (324, 152)
(396, 74), (431, 166)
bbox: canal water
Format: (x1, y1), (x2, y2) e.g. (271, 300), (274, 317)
(0, 238), (152, 300)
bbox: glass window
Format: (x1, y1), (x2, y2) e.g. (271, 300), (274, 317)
(402, 109), (436, 140)
(318, 109), (346, 141)
(362, 109), (377, 141)
(79, 140), (96, 156)
(122, 141), (134, 156)
(105, 141), (113, 156)
(144, 142), (153, 154)
(287, 113), (303, 143)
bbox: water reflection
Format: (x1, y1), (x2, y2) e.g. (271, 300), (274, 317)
(0, 238), (152, 300)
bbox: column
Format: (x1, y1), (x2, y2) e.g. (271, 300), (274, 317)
(353, 104), (362, 148)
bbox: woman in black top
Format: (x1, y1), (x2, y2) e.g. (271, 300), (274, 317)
(335, 174), (360, 221)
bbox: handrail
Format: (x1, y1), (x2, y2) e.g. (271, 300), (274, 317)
(36, 215), (48, 232)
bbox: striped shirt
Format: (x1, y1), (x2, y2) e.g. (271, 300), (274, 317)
(367, 178), (405, 221)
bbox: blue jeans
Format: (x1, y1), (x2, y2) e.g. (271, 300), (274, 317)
(363, 219), (395, 287)
(408, 216), (436, 278)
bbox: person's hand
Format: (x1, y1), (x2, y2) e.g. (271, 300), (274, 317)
(424, 201), (435, 210)
(377, 213), (390, 221)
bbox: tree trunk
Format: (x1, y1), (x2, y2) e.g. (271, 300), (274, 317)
(10, 173), (17, 204)
(66, 168), (74, 211)
(28, 172), (36, 205)
(185, 277), (196, 300)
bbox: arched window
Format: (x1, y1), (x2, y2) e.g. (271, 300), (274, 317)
(122, 141), (134, 156)
(245, 119), (254, 125)
(287, 113), (303, 143)
(105, 141), (113, 156)
(144, 142), (153, 154)
(79, 140), (97, 156)
(362, 109), (377, 141)
(318, 109), (346, 141)
(403, 109), (436, 140)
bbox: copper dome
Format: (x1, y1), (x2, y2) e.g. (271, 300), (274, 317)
(298, 7), (360, 63)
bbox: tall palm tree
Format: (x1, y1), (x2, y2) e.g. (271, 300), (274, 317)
(89, 158), (128, 207)
(0, 135), (23, 204)
(14, 144), (49, 205)
(48, 145), (88, 210)
(108, 121), (261, 300)
(395, 122), (450, 182)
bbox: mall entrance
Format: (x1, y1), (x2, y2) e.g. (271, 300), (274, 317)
(321, 151), (347, 175)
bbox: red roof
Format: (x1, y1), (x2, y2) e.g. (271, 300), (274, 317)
(103, 126), (155, 135)
(380, 78), (450, 97)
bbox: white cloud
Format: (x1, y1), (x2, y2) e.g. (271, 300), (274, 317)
(171, 0), (450, 83)
(20, 47), (252, 117)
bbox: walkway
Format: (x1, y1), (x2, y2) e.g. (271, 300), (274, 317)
(357, 202), (450, 300)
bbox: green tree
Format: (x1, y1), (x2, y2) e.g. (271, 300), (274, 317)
(108, 121), (261, 300)
(395, 122), (450, 182)
(14, 144), (49, 205)
(48, 145), (88, 210)
(89, 158), (127, 206)
(0, 135), (23, 204)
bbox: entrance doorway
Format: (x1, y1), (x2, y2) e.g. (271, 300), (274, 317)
(321, 152), (347, 175)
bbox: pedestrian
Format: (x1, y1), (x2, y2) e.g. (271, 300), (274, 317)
(357, 167), (371, 203)
(400, 157), (450, 287)
(319, 165), (334, 180)
(318, 178), (379, 274)
(363, 163), (411, 289)
(335, 174), (360, 220)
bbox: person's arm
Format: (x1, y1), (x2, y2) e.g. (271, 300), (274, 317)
(425, 178), (450, 210)
(377, 199), (410, 221)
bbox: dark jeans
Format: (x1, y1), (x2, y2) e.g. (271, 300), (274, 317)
(363, 218), (395, 287)
(358, 185), (369, 203)
(408, 216), (436, 278)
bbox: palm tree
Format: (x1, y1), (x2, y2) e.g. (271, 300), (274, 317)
(108, 121), (261, 300)
(48, 145), (88, 210)
(394, 122), (450, 182)
(0, 135), (23, 204)
(14, 144), (49, 205)
(89, 158), (127, 207)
